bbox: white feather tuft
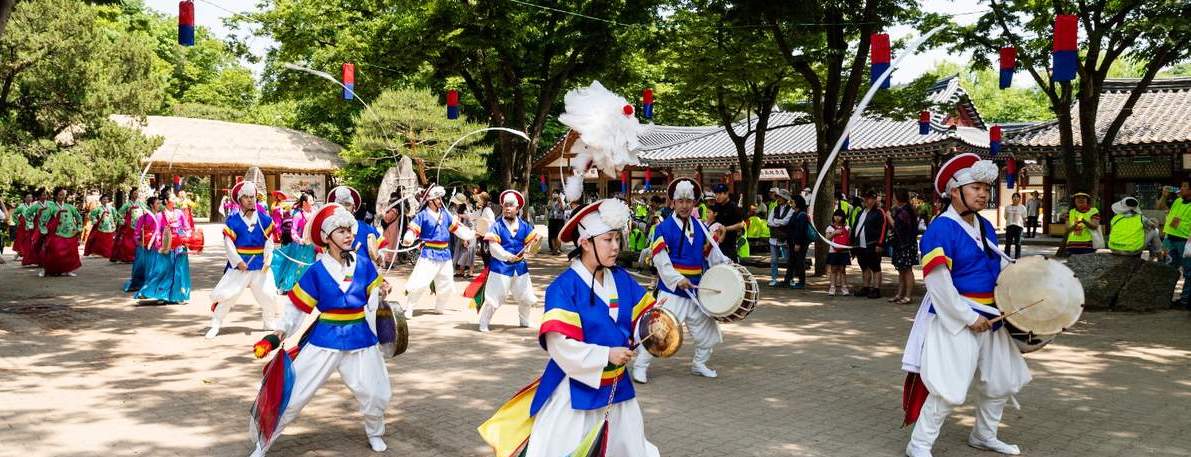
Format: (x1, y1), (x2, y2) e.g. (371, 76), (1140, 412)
(564, 174), (584, 203)
(597, 198), (631, 232)
(559, 81), (649, 179)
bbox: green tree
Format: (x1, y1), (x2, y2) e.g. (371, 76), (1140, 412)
(941, 0), (1191, 197)
(340, 88), (489, 197)
(927, 61), (1052, 123)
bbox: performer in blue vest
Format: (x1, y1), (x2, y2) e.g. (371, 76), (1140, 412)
(632, 177), (730, 383)
(478, 190), (541, 332)
(479, 198), (660, 457)
(328, 185), (382, 263)
(249, 203), (393, 456)
(401, 184), (474, 318)
(902, 153), (1031, 457)
(207, 181), (281, 339)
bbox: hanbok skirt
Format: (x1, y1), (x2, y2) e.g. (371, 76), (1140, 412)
(84, 231), (115, 258)
(41, 234), (81, 275)
(135, 250), (191, 303)
(21, 230), (43, 266)
(110, 226), (137, 263)
(13, 224), (26, 255)
(122, 246), (152, 292)
(272, 243), (316, 293)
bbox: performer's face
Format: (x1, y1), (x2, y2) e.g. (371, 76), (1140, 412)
(951, 183), (990, 211)
(502, 202), (518, 219)
(583, 231), (621, 266)
(673, 198), (695, 218)
(238, 195), (255, 212)
(329, 227), (354, 251)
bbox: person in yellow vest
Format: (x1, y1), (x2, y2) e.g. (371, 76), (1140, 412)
(1108, 197), (1145, 256)
(1160, 181), (1191, 308)
(1065, 193), (1100, 255)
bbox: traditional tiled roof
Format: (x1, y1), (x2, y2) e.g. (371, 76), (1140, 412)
(1006, 77), (1191, 154)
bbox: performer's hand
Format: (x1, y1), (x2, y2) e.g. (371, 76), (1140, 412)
(608, 347), (634, 365)
(968, 316), (992, 333)
(676, 278), (693, 290)
(236, 261), (248, 271)
(379, 280), (391, 298)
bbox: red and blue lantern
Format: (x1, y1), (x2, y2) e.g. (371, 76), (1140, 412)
(918, 111), (930, 135)
(620, 169), (629, 193)
(999, 46), (1017, 89)
(1005, 157), (1018, 189)
(841, 135), (850, 151)
(539, 175), (547, 193)
(1052, 15), (1078, 82)
(447, 89), (460, 119)
(342, 63), (355, 100)
(643, 167), (652, 191)
(642, 88), (654, 120)
(870, 33), (891, 89)
(178, 1), (194, 47)
(990, 125), (1003, 156)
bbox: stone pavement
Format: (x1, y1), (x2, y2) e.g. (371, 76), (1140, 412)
(1, 224), (1190, 457)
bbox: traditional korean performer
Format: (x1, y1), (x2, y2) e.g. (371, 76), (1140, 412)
(206, 181), (281, 339)
(478, 189), (540, 332)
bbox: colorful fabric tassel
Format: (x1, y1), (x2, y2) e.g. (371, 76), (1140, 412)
(250, 348), (295, 450)
(478, 379), (539, 457)
(1052, 15), (1078, 82)
(990, 125), (1003, 156)
(642, 88), (654, 120)
(178, 1), (194, 46)
(447, 89), (460, 119)
(999, 47), (1016, 89)
(870, 33), (891, 89)
(464, 267), (490, 313)
(342, 63), (355, 100)
(570, 419), (610, 457)
(918, 111), (930, 135)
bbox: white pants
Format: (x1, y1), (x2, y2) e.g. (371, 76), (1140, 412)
(634, 290), (722, 370)
(255, 344), (391, 453)
(525, 378), (658, 457)
(479, 271), (536, 327)
(908, 317), (1031, 453)
(404, 258), (456, 313)
(210, 269), (280, 327)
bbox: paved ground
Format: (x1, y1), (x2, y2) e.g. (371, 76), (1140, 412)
(1, 224), (1190, 457)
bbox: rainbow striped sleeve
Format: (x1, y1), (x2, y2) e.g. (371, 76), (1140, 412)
(366, 275), (384, 296)
(920, 247), (952, 276)
(287, 280), (317, 313)
(263, 221), (275, 238)
(449, 219), (460, 233)
(223, 226), (236, 241)
(485, 232), (502, 243)
(630, 293), (656, 327)
(600, 363), (626, 387)
(539, 308), (583, 343)
(523, 231), (539, 245)
(650, 237), (667, 256)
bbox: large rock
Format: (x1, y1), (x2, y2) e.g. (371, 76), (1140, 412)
(1065, 253), (1179, 311)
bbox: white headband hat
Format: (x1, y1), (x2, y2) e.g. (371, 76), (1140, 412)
(935, 153), (999, 197)
(577, 198), (630, 240)
(310, 203), (358, 247)
(673, 180), (696, 201)
(235, 181), (257, 200)
(426, 185), (446, 200)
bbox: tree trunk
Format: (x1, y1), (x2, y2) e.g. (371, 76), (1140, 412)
(0, 0), (16, 41)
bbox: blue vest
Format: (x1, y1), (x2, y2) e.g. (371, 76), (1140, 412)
(652, 215), (709, 295)
(413, 208), (455, 261)
(289, 258), (382, 351)
(490, 217), (531, 276)
(223, 212), (274, 270)
(920, 215), (1004, 330)
(530, 267), (642, 415)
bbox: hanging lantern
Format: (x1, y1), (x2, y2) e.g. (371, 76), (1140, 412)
(643, 167), (652, 191)
(990, 125), (1003, 156)
(539, 175), (547, 193)
(1052, 15), (1078, 82)
(178, 1), (195, 47)
(870, 33), (891, 89)
(999, 46), (1017, 89)
(342, 63), (355, 100)
(642, 88), (654, 120)
(620, 169), (629, 194)
(1005, 157), (1018, 189)
(841, 135), (850, 151)
(918, 111), (930, 135)
(447, 89), (460, 119)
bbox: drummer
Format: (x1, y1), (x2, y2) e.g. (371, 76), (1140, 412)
(632, 177), (731, 383)
(901, 153), (1031, 457)
(477, 190), (540, 332)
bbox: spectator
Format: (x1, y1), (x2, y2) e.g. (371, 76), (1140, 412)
(1160, 181), (1191, 308)
(889, 189), (919, 304)
(1003, 193), (1026, 259)
(1025, 191), (1042, 238)
(1108, 196), (1145, 257)
(709, 183), (745, 263)
(824, 209), (851, 295)
(766, 190), (793, 286)
(547, 189), (566, 255)
(1066, 192), (1100, 255)
(785, 194), (812, 289)
(850, 190), (888, 299)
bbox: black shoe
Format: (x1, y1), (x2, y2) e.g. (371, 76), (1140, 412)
(867, 288), (881, 299)
(1172, 299), (1189, 310)
(854, 287), (870, 297)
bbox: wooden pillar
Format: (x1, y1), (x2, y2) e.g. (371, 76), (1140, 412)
(841, 160), (851, 197)
(1043, 157), (1054, 226)
(799, 161), (809, 191)
(930, 154), (941, 204)
(209, 173), (219, 223)
(727, 165), (736, 194)
(883, 158), (894, 209)
(695, 165), (704, 190)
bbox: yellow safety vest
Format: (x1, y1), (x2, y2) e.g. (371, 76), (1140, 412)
(1164, 197), (1191, 239)
(1108, 213), (1144, 253)
(1067, 207), (1099, 243)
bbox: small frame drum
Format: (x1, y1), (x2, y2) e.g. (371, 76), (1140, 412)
(376, 301), (409, 357)
(635, 307), (683, 358)
(697, 263), (760, 323)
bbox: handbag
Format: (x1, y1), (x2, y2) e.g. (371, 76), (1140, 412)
(1091, 227), (1106, 250)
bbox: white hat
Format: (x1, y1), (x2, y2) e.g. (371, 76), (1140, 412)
(500, 190), (525, 208)
(935, 153), (999, 197)
(233, 181), (257, 200)
(559, 198), (630, 243)
(1111, 196), (1139, 214)
(309, 203), (358, 248)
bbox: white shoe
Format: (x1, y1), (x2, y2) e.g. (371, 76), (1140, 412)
(205, 318), (221, 339)
(66, 272), (77, 277)
(403, 307), (414, 319)
(479, 323), (490, 333)
(368, 436), (387, 452)
(968, 436), (1021, 455)
(841, 287), (850, 296)
(38, 271), (45, 277)
(518, 318), (531, 328)
(827, 286), (836, 296)
(631, 367), (648, 384)
(905, 443), (933, 457)
(691, 364), (718, 378)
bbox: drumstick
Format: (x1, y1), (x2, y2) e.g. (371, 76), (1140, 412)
(692, 284), (722, 294)
(988, 299), (1046, 324)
